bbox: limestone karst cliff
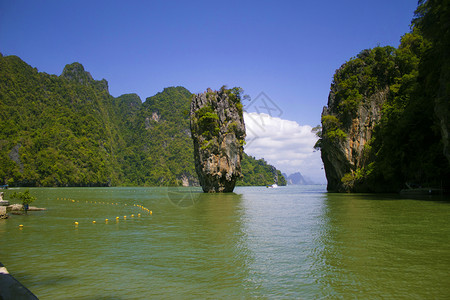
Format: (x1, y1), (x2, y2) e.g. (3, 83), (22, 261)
(190, 87), (246, 192)
(319, 28), (450, 193)
(319, 44), (415, 192)
(321, 81), (387, 192)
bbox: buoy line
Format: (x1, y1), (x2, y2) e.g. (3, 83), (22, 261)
(55, 197), (153, 227)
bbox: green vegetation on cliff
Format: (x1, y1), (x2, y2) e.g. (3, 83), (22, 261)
(239, 153), (287, 186)
(0, 57), (122, 186)
(0, 55), (285, 187)
(116, 87), (196, 186)
(318, 0), (450, 192)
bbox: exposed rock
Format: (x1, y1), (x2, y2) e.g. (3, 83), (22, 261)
(145, 113), (160, 129)
(7, 204), (46, 211)
(190, 87), (246, 192)
(152, 112), (160, 122)
(8, 144), (23, 172)
(0, 192), (6, 205)
(176, 174), (199, 187)
(321, 83), (387, 192)
(0, 206), (7, 219)
(180, 175), (189, 187)
(0, 192), (9, 218)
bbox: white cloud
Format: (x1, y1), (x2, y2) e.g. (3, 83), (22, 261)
(243, 112), (326, 184)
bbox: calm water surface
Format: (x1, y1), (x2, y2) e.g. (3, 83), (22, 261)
(1, 186), (449, 299)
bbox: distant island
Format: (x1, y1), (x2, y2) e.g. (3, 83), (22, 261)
(282, 172), (316, 185)
(0, 56), (286, 187)
(316, 0), (449, 193)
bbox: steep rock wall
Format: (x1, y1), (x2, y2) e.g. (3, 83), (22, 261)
(321, 86), (387, 192)
(190, 87), (245, 192)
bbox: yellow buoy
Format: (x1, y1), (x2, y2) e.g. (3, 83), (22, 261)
(105, 219), (109, 222)
(116, 216), (119, 219)
(92, 221), (96, 224)
(124, 216), (127, 219)
(74, 222), (79, 225)
(150, 211), (152, 215)
(19, 224), (24, 228)
(138, 213), (141, 217)
(131, 214), (134, 217)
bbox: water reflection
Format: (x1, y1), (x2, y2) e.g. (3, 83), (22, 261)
(2, 187), (449, 298)
(314, 193), (450, 298)
(145, 189), (253, 298)
(238, 186), (330, 298)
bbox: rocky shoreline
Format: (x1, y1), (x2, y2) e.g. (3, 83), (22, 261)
(7, 204), (46, 211)
(0, 204), (46, 219)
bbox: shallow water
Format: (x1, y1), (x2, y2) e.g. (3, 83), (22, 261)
(1, 186), (449, 299)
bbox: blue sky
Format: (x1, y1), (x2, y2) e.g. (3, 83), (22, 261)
(0, 0), (418, 181)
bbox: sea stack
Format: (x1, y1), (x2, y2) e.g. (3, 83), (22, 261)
(190, 86), (246, 192)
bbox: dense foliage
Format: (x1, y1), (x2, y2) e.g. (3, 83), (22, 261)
(0, 56), (285, 187)
(239, 152), (287, 186)
(0, 57), (122, 186)
(318, 0), (450, 192)
(115, 87), (196, 186)
(10, 189), (36, 206)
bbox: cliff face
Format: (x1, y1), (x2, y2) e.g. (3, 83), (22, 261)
(321, 85), (387, 192)
(320, 32), (450, 193)
(319, 46), (401, 192)
(190, 87), (246, 192)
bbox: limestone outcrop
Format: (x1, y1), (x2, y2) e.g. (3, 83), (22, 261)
(190, 87), (246, 192)
(0, 192), (8, 218)
(320, 35), (450, 193)
(0, 207), (7, 219)
(8, 204), (46, 211)
(320, 86), (387, 192)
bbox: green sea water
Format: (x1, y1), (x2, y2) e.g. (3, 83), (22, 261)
(1, 186), (449, 299)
